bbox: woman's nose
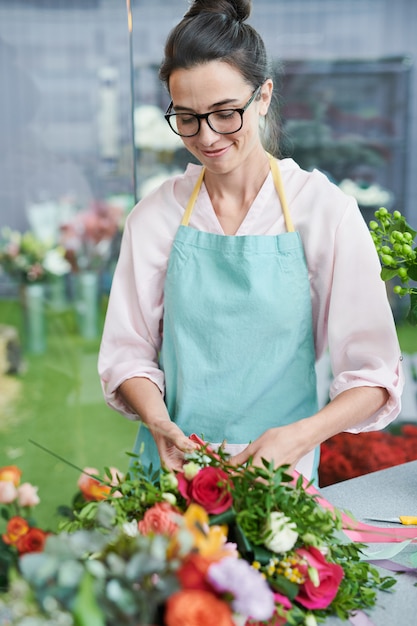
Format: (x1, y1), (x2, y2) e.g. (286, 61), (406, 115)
(197, 118), (220, 144)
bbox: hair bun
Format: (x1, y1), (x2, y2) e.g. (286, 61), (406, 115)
(185, 0), (251, 23)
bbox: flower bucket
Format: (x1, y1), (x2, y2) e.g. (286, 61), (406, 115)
(20, 283), (46, 354)
(47, 275), (68, 311)
(75, 271), (99, 339)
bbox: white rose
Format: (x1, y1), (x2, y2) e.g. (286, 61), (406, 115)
(263, 511), (298, 554)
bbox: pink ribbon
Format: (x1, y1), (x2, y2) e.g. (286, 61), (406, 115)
(295, 472), (417, 543)
(349, 611), (377, 626)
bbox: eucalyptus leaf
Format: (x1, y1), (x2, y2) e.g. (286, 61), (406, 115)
(72, 571), (105, 626)
(57, 560), (85, 588)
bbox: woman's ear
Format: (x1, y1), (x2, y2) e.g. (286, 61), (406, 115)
(259, 79), (273, 115)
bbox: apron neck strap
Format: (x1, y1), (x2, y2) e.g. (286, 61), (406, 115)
(181, 167), (206, 226)
(181, 154), (295, 233)
(268, 153), (295, 233)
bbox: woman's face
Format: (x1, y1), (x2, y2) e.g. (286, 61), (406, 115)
(168, 61), (272, 175)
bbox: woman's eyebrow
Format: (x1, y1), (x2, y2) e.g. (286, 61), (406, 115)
(172, 97), (240, 112)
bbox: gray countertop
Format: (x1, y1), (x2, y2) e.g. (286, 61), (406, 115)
(320, 460), (417, 624)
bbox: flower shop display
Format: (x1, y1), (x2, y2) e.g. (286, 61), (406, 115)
(2, 441), (415, 626)
(0, 228), (71, 286)
(319, 423), (417, 487)
(0, 227), (72, 353)
(58, 199), (124, 339)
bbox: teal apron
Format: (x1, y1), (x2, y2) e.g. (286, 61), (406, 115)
(133, 156), (320, 481)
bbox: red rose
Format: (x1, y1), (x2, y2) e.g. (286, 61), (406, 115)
(295, 547), (344, 610)
(177, 553), (218, 591)
(138, 502), (179, 536)
(16, 527), (49, 554)
(178, 467), (232, 515)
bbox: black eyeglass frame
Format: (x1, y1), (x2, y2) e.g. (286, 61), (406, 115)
(164, 86), (262, 137)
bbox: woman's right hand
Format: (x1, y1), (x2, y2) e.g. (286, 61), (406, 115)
(148, 418), (200, 471)
(118, 377), (199, 471)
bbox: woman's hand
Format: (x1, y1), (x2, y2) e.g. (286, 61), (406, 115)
(229, 386), (390, 471)
(118, 377), (199, 471)
(229, 422), (305, 472)
(147, 418), (200, 471)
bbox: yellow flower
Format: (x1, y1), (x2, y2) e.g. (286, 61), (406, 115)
(183, 504), (229, 557)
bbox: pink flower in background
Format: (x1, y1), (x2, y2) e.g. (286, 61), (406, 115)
(59, 200), (124, 271)
(17, 482), (40, 507)
(0, 481), (17, 504)
(138, 501), (180, 537)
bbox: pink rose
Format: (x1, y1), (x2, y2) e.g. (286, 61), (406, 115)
(0, 480), (17, 503)
(138, 502), (179, 536)
(295, 547), (344, 610)
(178, 467), (232, 515)
(17, 483), (40, 507)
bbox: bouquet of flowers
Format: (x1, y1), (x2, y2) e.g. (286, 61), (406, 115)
(0, 445), (399, 626)
(0, 465), (49, 592)
(0, 227), (71, 285)
(58, 200), (124, 273)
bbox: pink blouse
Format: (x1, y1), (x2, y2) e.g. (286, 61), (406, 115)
(98, 158), (403, 431)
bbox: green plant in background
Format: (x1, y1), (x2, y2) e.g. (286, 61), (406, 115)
(369, 207), (417, 325)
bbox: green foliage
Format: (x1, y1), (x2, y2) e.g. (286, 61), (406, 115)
(369, 207), (417, 324)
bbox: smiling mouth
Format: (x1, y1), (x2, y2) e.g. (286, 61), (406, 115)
(201, 146), (230, 157)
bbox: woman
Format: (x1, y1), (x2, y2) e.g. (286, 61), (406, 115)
(98, 0), (403, 483)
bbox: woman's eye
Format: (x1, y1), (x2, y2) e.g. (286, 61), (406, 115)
(178, 115), (195, 125)
(213, 110), (236, 121)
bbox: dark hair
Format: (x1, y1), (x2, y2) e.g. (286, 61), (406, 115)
(159, 0), (280, 154)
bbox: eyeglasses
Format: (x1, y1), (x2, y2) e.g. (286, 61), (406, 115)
(164, 86), (261, 137)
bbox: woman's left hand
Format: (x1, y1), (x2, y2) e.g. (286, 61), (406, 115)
(228, 422), (307, 471)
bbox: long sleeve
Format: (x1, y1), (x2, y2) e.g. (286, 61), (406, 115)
(290, 165), (403, 431)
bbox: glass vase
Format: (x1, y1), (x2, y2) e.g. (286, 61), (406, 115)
(76, 270), (99, 339)
(20, 282), (46, 354)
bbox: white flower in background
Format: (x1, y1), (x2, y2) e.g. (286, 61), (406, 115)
(122, 520), (139, 537)
(305, 613), (318, 626)
(43, 248), (71, 276)
(338, 178), (393, 207)
(134, 104), (183, 151)
(161, 492), (177, 506)
(263, 511), (298, 554)
(183, 461), (201, 480)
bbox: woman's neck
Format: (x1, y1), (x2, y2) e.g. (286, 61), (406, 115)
(204, 151), (271, 234)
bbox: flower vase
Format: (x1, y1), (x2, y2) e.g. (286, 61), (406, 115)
(48, 275), (67, 311)
(20, 283), (47, 354)
(76, 271), (99, 339)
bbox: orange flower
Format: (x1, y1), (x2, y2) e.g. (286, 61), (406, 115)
(165, 589), (234, 626)
(2, 515), (29, 545)
(16, 527), (49, 554)
(138, 502), (180, 537)
(78, 468), (111, 501)
(0, 465), (22, 486)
